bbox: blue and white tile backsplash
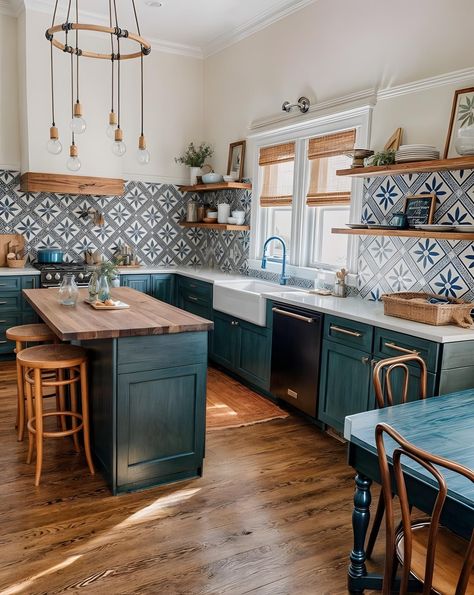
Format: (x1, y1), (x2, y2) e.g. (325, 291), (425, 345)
(359, 169), (474, 302)
(0, 170), (250, 274)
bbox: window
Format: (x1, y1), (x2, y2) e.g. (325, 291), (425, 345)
(251, 112), (368, 280)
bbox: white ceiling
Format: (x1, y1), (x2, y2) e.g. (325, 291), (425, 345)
(4, 0), (316, 57)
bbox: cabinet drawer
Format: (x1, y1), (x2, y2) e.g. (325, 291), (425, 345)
(373, 328), (439, 373)
(177, 276), (212, 302)
(324, 315), (373, 352)
(0, 293), (22, 311)
(0, 276), (22, 291)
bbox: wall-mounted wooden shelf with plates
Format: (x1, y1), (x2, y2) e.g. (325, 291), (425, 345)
(336, 155), (474, 178)
(179, 182), (252, 193)
(332, 226), (474, 240)
(179, 221), (249, 231)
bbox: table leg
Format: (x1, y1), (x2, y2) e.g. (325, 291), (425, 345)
(348, 473), (372, 594)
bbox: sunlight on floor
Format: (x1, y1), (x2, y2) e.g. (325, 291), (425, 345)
(1, 487), (201, 595)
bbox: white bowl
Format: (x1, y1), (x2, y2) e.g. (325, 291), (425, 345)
(232, 210), (245, 217)
(202, 173), (224, 184)
(207, 211), (218, 219)
(223, 175), (237, 182)
(227, 217), (238, 224)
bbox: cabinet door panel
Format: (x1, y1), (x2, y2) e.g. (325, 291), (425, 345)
(150, 274), (174, 304)
(318, 341), (372, 432)
(209, 311), (235, 369)
(120, 275), (150, 294)
(117, 364), (206, 490)
(373, 328), (439, 373)
(235, 320), (271, 390)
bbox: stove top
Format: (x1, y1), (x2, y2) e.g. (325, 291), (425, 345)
(34, 261), (93, 287)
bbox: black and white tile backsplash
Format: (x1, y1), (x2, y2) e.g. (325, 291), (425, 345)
(0, 170), (250, 273)
(359, 169), (474, 302)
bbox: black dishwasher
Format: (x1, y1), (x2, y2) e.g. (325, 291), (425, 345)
(270, 303), (323, 417)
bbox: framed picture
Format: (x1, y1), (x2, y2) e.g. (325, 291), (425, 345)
(444, 87), (474, 158)
(227, 141), (246, 180)
(384, 127), (403, 151)
(404, 194), (436, 227)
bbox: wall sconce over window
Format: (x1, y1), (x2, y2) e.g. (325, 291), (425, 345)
(282, 96), (310, 114)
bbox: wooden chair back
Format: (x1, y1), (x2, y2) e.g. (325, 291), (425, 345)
(376, 422), (474, 595)
(373, 354), (427, 409)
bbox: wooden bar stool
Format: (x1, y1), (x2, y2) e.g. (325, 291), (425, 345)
(17, 344), (95, 486)
(6, 323), (58, 442)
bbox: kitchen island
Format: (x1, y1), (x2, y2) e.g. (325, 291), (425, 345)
(23, 287), (213, 494)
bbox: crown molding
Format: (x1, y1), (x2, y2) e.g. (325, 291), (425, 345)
(0, 0), (23, 17)
(24, 0), (203, 59)
(249, 89), (376, 133)
(203, 0), (318, 57)
(377, 67), (474, 100)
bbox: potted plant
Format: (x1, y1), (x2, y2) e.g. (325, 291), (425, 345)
(175, 142), (214, 185)
(99, 260), (120, 287)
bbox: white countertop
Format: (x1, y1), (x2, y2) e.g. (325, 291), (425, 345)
(3, 265), (473, 343)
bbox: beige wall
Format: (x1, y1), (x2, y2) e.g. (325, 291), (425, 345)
(0, 13), (20, 169)
(18, 8), (204, 182)
(204, 0), (474, 174)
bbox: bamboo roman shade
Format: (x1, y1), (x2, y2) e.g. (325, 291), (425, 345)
(306, 129), (355, 206)
(259, 142), (295, 207)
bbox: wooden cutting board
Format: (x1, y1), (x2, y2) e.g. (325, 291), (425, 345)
(0, 234), (25, 266)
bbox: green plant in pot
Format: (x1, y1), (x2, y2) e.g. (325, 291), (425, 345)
(100, 260), (120, 287)
(175, 142), (214, 185)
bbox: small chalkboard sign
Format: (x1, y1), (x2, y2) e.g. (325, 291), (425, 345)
(404, 193), (436, 227)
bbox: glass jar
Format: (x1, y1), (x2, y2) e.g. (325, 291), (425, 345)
(97, 274), (110, 302)
(58, 273), (79, 306)
(88, 269), (100, 301)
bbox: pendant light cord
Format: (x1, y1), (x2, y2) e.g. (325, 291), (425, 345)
(70, 51), (75, 145)
(75, 0), (79, 104)
(109, 0), (114, 114)
(112, 0), (121, 129)
(131, 0), (144, 137)
(49, 0), (59, 126)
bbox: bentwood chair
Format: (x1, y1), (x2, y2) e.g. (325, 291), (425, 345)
(366, 354), (427, 559)
(376, 422), (474, 595)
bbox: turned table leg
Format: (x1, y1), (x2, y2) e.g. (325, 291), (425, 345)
(348, 473), (372, 594)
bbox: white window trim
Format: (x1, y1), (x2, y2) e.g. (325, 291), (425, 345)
(247, 104), (372, 287)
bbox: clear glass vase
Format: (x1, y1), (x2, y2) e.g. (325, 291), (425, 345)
(88, 269), (100, 302)
(97, 274), (110, 302)
(58, 273), (79, 306)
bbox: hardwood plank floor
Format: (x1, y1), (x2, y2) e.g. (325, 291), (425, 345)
(0, 361), (384, 594)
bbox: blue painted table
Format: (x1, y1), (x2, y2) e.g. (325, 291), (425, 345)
(344, 391), (474, 593)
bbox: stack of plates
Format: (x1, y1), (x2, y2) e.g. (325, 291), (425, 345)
(395, 145), (440, 163)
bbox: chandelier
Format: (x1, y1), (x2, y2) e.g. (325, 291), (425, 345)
(45, 0), (152, 170)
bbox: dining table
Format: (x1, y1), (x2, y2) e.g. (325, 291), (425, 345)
(344, 389), (474, 594)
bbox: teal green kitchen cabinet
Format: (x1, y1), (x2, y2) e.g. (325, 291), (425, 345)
(209, 310), (272, 391)
(150, 274), (174, 304)
(120, 274), (150, 294)
(175, 276), (213, 321)
(0, 275), (39, 357)
(318, 340), (373, 432)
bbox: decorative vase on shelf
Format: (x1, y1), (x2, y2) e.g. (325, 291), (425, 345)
(455, 125), (474, 155)
(88, 269), (100, 301)
(217, 203), (231, 223)
(189, 167), (201, 185)
(58, 273), (79, 306)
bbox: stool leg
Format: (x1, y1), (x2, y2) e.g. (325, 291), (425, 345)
(69, 370), (80, 453)
(57, 368), (67, 432)
(33, 368), (44, 486)
(80, 362), (94, 475)
(55, 369), (61, 429)
(25, 371), (34, 465)
(15, 341), (25, 441)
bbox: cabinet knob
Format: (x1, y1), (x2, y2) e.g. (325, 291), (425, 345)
(231, 320), (239, 326)
(361, 356), (370, 365)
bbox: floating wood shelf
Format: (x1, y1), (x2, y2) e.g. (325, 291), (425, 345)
(179, 182), (252, 192)
(332, 227), (474, 240)
(336, 156), (474, 178)
(179, 221), (249, 231)
(20, 172), (124, 196)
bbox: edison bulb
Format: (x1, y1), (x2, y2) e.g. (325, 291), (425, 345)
(137, 147), (150, 165)
(112, 140), (127, 156)
(70, 116), (87, 134)
(66, 155), (81, 171)
(47, 138), (62, 155)
(106, 123), (117, 139)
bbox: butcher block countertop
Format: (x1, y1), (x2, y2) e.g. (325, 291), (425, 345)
(23, 287), (213, 341)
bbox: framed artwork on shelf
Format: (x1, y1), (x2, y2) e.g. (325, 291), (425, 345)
(404, 193), (436, 227)
(444, 87), (474, 158)
(227, 140), (246, 180)
(384, 127), (403, 151)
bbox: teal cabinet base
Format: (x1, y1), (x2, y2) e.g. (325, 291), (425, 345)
(83, 331), (208, 495)
(0, 275), (39, 357)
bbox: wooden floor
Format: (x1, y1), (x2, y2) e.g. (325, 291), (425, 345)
(0, 361), (384, 594)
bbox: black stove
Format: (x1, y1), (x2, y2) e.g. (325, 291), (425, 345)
(34, 262), (93, 288)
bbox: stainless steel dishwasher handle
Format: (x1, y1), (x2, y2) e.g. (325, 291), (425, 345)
(330, 325), (362, 338)
(384, 342), (420, 355)
(272, 307), (314, 323)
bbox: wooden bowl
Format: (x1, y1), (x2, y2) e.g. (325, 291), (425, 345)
(202, 217), (216, 223)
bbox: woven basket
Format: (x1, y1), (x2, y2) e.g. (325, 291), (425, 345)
(6, 259), (26, 268)
(382, 292), (474, 328)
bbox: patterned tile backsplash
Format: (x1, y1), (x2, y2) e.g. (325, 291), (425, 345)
(359, 169), (474, 301)
(0, 170), (250, 273)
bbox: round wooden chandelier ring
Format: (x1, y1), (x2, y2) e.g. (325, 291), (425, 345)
(46, 22), (151, 60)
